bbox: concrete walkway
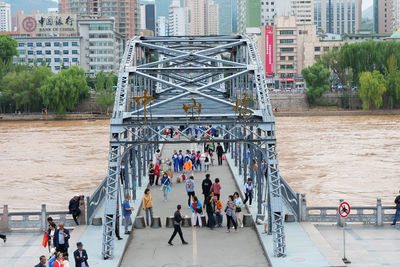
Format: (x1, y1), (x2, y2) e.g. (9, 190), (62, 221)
(120, 143), (269, 267)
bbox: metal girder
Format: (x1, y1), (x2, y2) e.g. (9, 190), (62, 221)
(102, 35), (288, 259)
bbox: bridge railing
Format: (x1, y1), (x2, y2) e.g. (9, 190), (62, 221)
(0, 204), (77, 232)
(300, 196), (397, 225)
(86, 175), (107, 224)
(279, 175), (300, 219)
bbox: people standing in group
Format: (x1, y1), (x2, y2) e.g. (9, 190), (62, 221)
(160, 172), (171, 201)
(154, 163), (161, 186)
(225, 195), (237, 233)
(201, 174), (213, 204)
(35, 255), (47, 267)
(213, 195), (223, 227)
(185, 176), (195, 207)
(392, 190), (400, 226)
(54, 222), (70, 256)
(216, 143), (224, 166)
(234, 192), (244, 228)
(68, 194), (81, 225)
(54, 252), (64, 267)
(178, 150), (184, 172)
(148, 160), (155, 186)
(47, 222), (57, 249)
(172, 150), (179, 172)
(203, 150), (210, 172)
(243, 178), (254, 205)
(210, 178), (221, 200)
(205, 193), (215, 229)
(122, 194), (134, 234)
(73, 242), (89, 267)
(142, 189), (154, 226)
(190, 150), (196, 169)
(183, 156), (192, 178)
(155, 149), (161, 166)
(190, 196), (202, 227)
(194, 151), (202, 171)
(168, 205), (188, 246)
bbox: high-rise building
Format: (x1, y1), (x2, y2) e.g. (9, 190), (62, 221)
(261, 0), (291, 26)
(184, 0), (208, 35)
(314, 0), (361, 34)
(156, 16), (167, 36)
(145, 4), (156, 34)
(168, 2), (190, 36)
(231, 0), (237, 32)
(291, 0), (313, 25)
(0, 2), (11, 32)
(214, 0), (232, 35)
(208, 1), (219, 35)
(59, 0), (141, 38)
(237, 0), (261, 33)
(393, 0), (400, 32)
(373, 0), (392, 33)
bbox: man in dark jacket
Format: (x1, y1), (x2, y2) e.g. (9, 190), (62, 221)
(34, 255), (47, 267)
(392, 190), (400, 225)
(168, 205), (189, 246)
(205, 193), (215, 229)
(69, 194), (81, 225)
(216, 143), (224, 165)
(74, 242), (89, 267)
(54, 222), (70, 256)
(201, 174), (213, 204)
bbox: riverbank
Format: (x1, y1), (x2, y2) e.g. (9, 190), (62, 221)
(0, 113), (110, 121)
(274, 108), (400, 117)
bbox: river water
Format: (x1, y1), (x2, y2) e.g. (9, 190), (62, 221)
(1, 115), (399, 211)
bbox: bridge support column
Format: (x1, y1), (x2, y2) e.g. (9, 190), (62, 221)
(138, 144), (142, 187)
(131, 147), (137, 200)
(376, 198), (383, 226)
(41, 204), (46, 232)
(301, 194), (307, 221)
(1, 205), (9, 232)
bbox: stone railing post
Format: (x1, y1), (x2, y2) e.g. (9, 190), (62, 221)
(300, 194), (307, 221)
(338, 199), (344, 227)
(41, 204), (47, 232)
(86, 196), (90, 225)
(1, 205), (9, 232)
(79, 195), (86, 225)
(376, 198), (383, 226)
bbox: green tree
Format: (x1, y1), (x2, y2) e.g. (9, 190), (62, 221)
(302, 63), (331, 104)
(96, 73), (115, 114)
(40, 66), (90, 115)
(385, 54), (400, 108)
(0, 35), (18, 63)
(359, 71), (387, 110)
(95, 70), (106, 91)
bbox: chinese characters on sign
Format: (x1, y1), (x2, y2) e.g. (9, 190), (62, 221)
(232, 93), (254, 121)
(20, 14), (77, 35)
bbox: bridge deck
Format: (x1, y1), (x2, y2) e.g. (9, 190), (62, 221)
(120, 143), (269, 267)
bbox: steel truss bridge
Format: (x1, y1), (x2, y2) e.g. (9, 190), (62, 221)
(102, 35), (295, 260)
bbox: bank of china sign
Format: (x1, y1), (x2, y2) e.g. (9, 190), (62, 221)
(20, 14), (77, 35)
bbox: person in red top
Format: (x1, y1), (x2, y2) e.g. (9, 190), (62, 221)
(54, 252), (64, 267)
(154, 164), (161, 185)
(210, 178), (221, 200)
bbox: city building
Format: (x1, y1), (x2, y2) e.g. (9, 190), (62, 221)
(155, 0), (173, 23)
(140, 2), (155, 34)
(58, 0), (140, 38)
(237, 0), (261, 33)
(168, 1), (190, 36)
(261, 0), (291, 26)
(208, 1), (219, 35)
(393, 0), (400, 32)
(0, 1), (11, 32)
(13, 16), (124, 75)
(231, 0), (237, 32)
(214, 0), (232, 35)
(156, 16), (168, 36)
(373, 0), (392, 33)
(184, 0), (208, 35)
(314, 0), (362, 35)
(291, 0), (313, 26)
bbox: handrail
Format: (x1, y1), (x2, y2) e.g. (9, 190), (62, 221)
(86, 175), (107, 224)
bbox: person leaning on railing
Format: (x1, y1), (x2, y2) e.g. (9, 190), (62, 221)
(392, 190), (400, 226)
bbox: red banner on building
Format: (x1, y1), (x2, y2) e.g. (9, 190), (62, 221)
(265, 25), (274, 75)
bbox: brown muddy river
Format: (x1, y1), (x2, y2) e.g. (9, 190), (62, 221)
(0, 115), (399, 211)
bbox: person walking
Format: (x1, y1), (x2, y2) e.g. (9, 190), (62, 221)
(216, 143), (224, 165)
(243, 178), (254, 205)
(225, 195), (237, 233)
(54, 223), (70, 256)
(142, 189), (154, 226)
(0, 233), (6, 243)
(168, 205), (189, 246)
(154, 163), (161, 186)
(213, 195), (223, 227)
(205, 193), (215, 229)
(203, 150), (210, 172)
(185, 176), (195, 207)
(190, 196), (202, 227)
(201, 174), (213, 204)
(183, 156), (192, 178)
(392, 190), (400, 225)
(210, 178), (221, 200)
(172, 150), (179, 172)
(73, 242), (89, 267)
(122, 194), (134, 234)
(68, 194), (81, 225)
(35, 255), (47, 267)
(195, 151), (202, 171)
(48, 222), (57, 249)
(160, 172), (171, 201)
(234, 192), (244, 228)
(148, 160), (155, 186)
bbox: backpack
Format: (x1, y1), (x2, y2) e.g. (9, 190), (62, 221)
(205, 156), (209, 163)
(187, 180), (193, 189)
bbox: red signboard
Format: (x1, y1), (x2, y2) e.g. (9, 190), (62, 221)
(265, 26), (274, 75)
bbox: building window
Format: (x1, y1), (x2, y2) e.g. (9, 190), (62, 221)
(64, 58), (69, 62)
(45, 50), (51, 55)
(46, 58), (51, 63)
(280, 39), (294, 44)
(315, 55), (321, 60)
(280, 47), (294, 52)
(72, 58), (78, 62)
(28, 43), (33, 47)
(37, 58), (43, 62)
(323, 47), (330, 52)
(36, 42), (42, 47)
(63, 50), (69, 55)
(72, 42), (78, 46)
(314, 46), (321, 52)
(28, 50), (34, 55)
(55, 66), (60, 70)
(54, 42), (60, 47)
(45, 42), (51, 47)
(55, 50), (60, 55)
(36, 51), (42, 55)
(18, 50), (26, 55)
(18, 43), (25, 47)
(280, 56), (285, 61)
(279, 30), (294, 35)
(54, 58), (60, 62)
(72, 50), (78, 55)
(288, 56), (294, 60)
(63, 42), (69, 46)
